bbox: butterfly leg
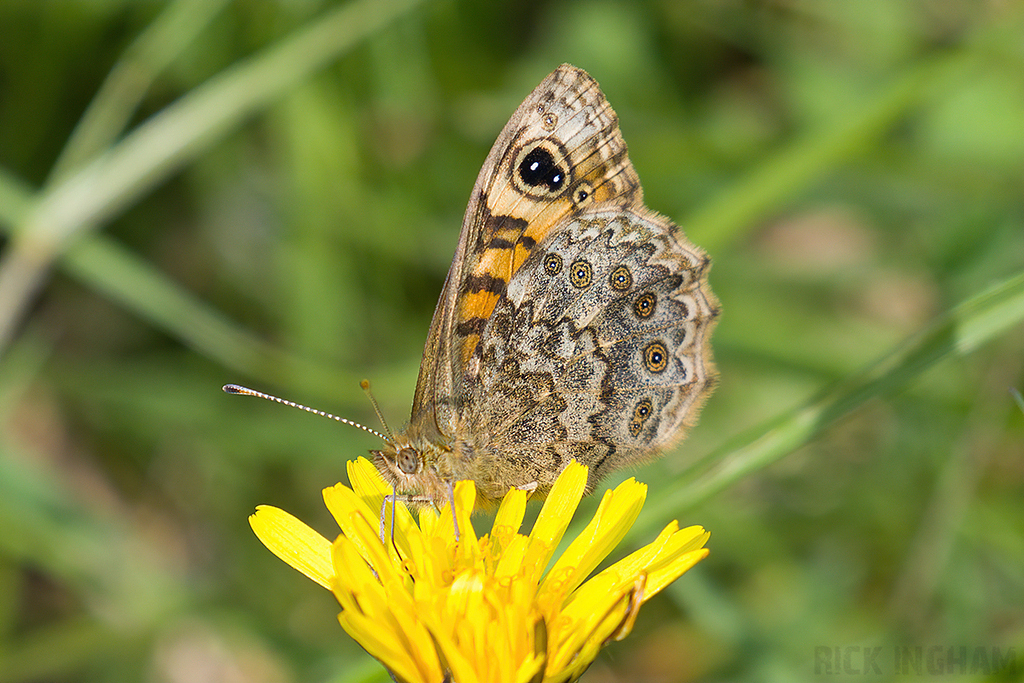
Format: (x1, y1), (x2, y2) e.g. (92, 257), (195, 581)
(445, 481), (460, 542)
(378, 490), (441, 551)
(379, 492), (401, 559)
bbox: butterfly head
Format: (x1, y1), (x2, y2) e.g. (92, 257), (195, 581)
(371, 434), (455, 507)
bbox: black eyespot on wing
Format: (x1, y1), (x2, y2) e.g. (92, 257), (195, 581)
(633, 292), (656, 319)
(518, 148), (565, 192)
(629, 398), (654, 437)
(544, 253), (563, 276)
(643, 341), (668, 373)
(609, 265), (632, 291)
(634, 399), (652, 419)
(511, 140), (571, 199)
(569, 260), (593, 288)
(571, 181), (594, 208)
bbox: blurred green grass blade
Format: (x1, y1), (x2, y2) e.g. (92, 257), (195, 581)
(685, 0), (1024, 252)
(0, 167), (31, 227)
(18, 0), (426, 248)
(0, 563), (15, 640)
(689, 45), (983, 252)
(50, 0), (233, 181)
(0, 169), (362, 395)
(0, 176), (358, 394)
(62, 236), (363, 394)
(0, 0), (426, 358)
(641, 269), (1024, 526)
(0, 329), (52, 420)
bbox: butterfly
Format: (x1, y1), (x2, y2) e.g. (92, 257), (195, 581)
(367, 64), (719, 510)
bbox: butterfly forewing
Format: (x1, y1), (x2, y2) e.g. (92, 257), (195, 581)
(376, 65), (717, 509)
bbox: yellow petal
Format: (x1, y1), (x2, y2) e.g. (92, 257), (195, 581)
(249, 506), (333, 589)
(549, 574), (644, 675)
(604, 524), (708, 586)
(332, 538), (444, 683)
(329, 537), (385, 613)
(452, 479), (479, 545)
(526, 460), (587, 573)
(541, 477), (646, 600)
(645, 547), (710, 600)
(564, 525), (709, 619)
(338, 608), (440, 683)
(341, 459), (421, 555)
(418, 504), (439, 537)
(493, 486), (528, 535)
(426, 615), (479, 683)
(513, 652), (546, 683)
(348, 456), (392, 497)
(493, 533), (530, 580)
(324, 482), (414, 567)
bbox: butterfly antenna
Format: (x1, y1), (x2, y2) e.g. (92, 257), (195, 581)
(223, 384), (388, 442)
(360, 379), (394, 442)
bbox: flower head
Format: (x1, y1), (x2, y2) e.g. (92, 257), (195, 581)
(250, 459), (709, 683)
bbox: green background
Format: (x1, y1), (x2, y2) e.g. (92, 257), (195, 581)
(1, 1), (1022, 681)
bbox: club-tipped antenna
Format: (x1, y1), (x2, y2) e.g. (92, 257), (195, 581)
(223, 384), (389, 443)
(360, 379), (394, 441)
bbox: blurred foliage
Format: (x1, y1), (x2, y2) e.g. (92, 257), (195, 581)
(1, 1), (1022, 682)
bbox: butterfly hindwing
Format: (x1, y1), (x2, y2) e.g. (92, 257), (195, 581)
(461, 207), (717, 502)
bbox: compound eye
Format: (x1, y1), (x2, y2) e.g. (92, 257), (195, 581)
(397, 447), (420, 474)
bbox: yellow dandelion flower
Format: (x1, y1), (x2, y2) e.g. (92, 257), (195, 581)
(250, 458), (709, 683)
